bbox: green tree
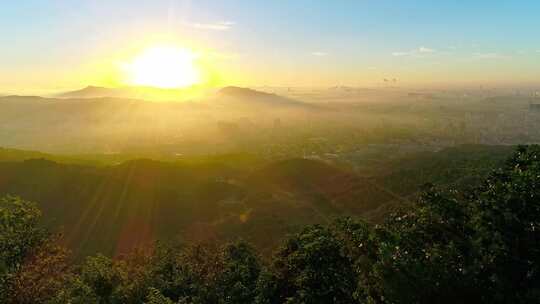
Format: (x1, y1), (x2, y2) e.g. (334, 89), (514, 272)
(469, 145), (540, 303)
(145, 288), (175, 304)
(373, 186), (478, 303)
(47, 275), (99, 304)
(79, 254), (124, 304)
(257, 225), (356, 304)
(146, 242), (223, 303)
(113, 248), (155, 303)
(7, 241), (71, 304)
(215, 241), (261, 304)
(331, 217), (382, 303)
(0, 196), (47, 301)
(356, 145), (540, 303)
(3, 145), (540, 303)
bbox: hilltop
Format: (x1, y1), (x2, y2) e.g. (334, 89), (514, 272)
(214, 86), (319, 109)
(56, 85), (206, 101)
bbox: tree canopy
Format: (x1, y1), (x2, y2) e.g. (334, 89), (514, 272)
(1, 145), (539, 303)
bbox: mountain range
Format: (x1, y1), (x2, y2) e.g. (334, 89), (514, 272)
(0, 85), (320, 153)
(54, 85), (314, 107)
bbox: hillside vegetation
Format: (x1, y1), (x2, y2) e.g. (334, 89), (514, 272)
(0, 145), (513, 258)
(1, 145), (539, 303)
(0, 155), (394, 257)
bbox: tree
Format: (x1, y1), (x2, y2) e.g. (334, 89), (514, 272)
(215, 241), (261, 304)
(6, 240), (71, 304)
(144, 241), (223, 303)
(357, 145), (540, 303)
(3, 145), (540, 303)
(469, 145), (540, 303)
(145, 288), (175, 304)
(372, 186), (478, 303)
(47, 275), (99, 304)
(331, 217), (383, 303)
(257, 225), (357, 304)
(113, 248), (155, 303)
(79, 254), (124, 304)
(0, 196), (47, 301)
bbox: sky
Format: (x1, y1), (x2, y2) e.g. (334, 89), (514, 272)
(1, 0), (540, 93)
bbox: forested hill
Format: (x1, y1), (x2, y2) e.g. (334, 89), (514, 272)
(0, 145), (514, 258)
(1, 145), (539, 303)
(0, 156), (395, 257)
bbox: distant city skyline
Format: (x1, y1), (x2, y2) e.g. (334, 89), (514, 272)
(1, 1), (540, 94)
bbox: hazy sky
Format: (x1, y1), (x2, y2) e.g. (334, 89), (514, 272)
(1, 1), (539, 93)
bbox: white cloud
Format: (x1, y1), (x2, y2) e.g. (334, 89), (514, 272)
(473, 52), (510, 59)
(392, 51), (410, 57)
(392, 46), (436, 57)
(311, 51), (328, 56)
(418, 46), (435, 53)
(188, 21), (235, 31)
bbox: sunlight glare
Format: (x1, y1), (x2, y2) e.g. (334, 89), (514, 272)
(126, 46), (201, 89)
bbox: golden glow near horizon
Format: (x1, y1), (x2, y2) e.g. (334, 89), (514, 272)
(124, 46), (201, 89)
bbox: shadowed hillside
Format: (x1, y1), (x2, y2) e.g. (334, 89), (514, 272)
(0, 145), (515, 258)
(0, 156), (395, 258)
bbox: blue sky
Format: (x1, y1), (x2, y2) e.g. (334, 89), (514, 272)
(1, 1), (539, 92)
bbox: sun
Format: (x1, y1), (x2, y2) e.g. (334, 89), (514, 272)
(125, 46), (201, 89)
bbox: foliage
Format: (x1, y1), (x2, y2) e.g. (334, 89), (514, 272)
(144, 288), (175, 304)
(215, 242), (261, 303)
(146, 241), (260, 304)
(0, 196), (45, 271)
(1, 145), (540, 303)
(6, 241), (71, 304)
(256, 225), (357, 304)
(0, 196), (47, 301)
(468, 145), (540, 302)
(47, 275), (99, 304)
